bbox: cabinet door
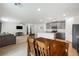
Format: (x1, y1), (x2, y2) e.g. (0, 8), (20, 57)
(57, 21), (65, 29)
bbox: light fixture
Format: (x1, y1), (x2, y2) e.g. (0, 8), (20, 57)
(14, 3), (23, 8)
(1, 18), (9, 22)
(49, 18), (53, 20)
(19, 22), (25, 25)
(0, 17), (16, 22)
(14, 3), (21, 6)
(63, 14), (66, 16)
(37, 8), (41, 11)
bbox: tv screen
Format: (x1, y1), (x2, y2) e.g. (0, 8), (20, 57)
(16, 26), (23, 29)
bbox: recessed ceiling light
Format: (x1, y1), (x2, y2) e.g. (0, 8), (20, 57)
(54, 17), (56, 19)
(37, 8), (40, 11)
(63, 14), (66, 16)
(49, 18), (53, 20)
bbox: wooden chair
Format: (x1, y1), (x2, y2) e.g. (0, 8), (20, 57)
(36, 40), (49, 56)
(29, 34), (35, 38)
(27, 37), (29, 56)
(34, 40), (39, 56)
(64, 42), (69, 56)
(27, 36), (36, 56)
(27, 37), (69, 56)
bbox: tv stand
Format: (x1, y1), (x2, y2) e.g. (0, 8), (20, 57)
(16, 32), (24, 36)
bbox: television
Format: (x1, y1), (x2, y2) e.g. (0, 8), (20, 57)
(16, 26), (23, 29)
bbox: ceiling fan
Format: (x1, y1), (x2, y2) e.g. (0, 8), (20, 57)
(14, 3), (23, 8)
(14, 3), (21, 5)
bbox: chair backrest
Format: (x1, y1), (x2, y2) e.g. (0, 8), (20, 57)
(36, 40), (49, 56)
(27, 36), (36, 56)
(29, 34), (35, 38)
(64, 42), (69, 56)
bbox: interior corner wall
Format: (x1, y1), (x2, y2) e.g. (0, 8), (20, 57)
(65, 17), (74, 42)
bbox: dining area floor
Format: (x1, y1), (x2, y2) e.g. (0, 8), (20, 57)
(0, 36), (78, 56)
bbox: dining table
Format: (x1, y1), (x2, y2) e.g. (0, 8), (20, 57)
(34, 37), (69, 56)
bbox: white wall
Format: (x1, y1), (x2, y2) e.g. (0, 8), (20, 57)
(65, 17), (74, 42)
(34, 24), (45, 33)
(1, 22), (27, 35)
(73, 16), (79, 24)
(1, 22), (37, 35)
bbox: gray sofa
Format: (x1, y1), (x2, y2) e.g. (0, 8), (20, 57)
(0, 34), (16, 47)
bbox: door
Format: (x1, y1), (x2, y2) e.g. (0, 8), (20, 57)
(72, 24), (79, 52)
(0, 22), (2, 33)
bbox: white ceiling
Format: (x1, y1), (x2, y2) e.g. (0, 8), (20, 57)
(0, 3), (79, 24)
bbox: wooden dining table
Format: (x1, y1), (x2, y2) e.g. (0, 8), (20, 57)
(34, 37), (69, 56)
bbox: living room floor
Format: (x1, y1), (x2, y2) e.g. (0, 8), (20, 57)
(0, 36), (27, 56)
(0, 36), (78, 56)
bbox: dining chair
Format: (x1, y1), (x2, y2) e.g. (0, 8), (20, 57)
(27, 36), (36, 56)
(64, 42), (69, 56)
(36, 40), (49, 56)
